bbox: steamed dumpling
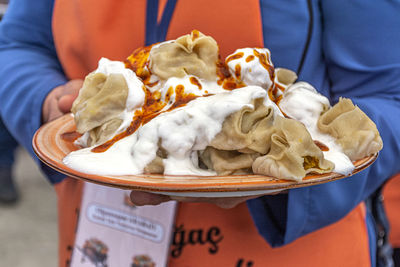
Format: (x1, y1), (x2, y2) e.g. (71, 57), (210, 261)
(86, 118), (123, 147)
(149, 30), (219, 81)
(252, 116), (334, 181)
(317, 98), (383, 160)
(200, 147), (259, 176)
(210, 98), (276, 154)
(71, 72), (129, 146)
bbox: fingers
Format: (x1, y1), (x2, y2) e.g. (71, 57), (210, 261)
(130, 191), (171, 206)
(129, 191), (259, 209)
(42, 79), (83, 123)
(58, 79), (83, 113)
(58, 94), (77, 113)
(42, 88), (64, 123)
(64, 79), (84, 94)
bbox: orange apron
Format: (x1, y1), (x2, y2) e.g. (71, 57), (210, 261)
(52, 1), (371, 266)
(383, 174), (400, 248)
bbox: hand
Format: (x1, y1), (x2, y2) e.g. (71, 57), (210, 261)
(42, 79), (84, 123)
(130, 191), (273, 209)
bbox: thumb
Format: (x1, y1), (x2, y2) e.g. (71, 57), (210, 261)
(58, 94), (78, 114)
(58, 79), (83, 113)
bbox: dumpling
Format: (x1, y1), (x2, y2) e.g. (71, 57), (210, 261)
(200, 147), (259, 175)
(267, 68), (298, 102)
(252, 116), (334, 181)
(274, 68), (298, 88)
(149, 30), (219, 81)
(86, 118), (123, 147)
(71, 72), (129, 146)
(143, 148), (167, 174)
(210, 98), (276, 154)
(317, 98), (383, 160)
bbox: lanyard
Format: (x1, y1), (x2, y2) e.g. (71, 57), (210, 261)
(145, 0), (178, 45)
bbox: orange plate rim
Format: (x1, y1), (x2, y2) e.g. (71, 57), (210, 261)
(32, 114), (378, 193)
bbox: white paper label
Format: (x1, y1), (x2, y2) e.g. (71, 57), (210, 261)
(70, 183), (177, 267)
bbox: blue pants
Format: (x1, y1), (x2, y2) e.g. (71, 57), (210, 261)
(0, 118), (18, 167)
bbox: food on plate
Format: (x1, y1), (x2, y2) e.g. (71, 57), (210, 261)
(63, 30), (383, 181)
(317, 98), (383, 161)
(149, 31), (219, 81)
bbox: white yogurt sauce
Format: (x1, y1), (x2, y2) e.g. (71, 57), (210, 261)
(84, 58), (148, 144)
(95, 58), (145, 111)
(279, 82), (355, 175)
(64, 86), (269, 176)
(226, 48), (274, 89)
(66, 44), (356, 178)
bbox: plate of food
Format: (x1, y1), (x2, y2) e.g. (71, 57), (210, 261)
(33, 31), (382, 197)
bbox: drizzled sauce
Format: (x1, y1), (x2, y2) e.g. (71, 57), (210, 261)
(314, 140), (330, 151)
(92, 84), (199, 153)
(269, 77), (289, 105)
(216, 60), (231, 79)
(146, 80), (159, 87)
(234, 64), (241, 79)
(61, 131), (82, 142)
(245, 55), (255, 62)
(191, 30), (200, 41)
(226, 52), (244, 63)
(268, 83), (285, 104)
(166, 85), (199, 111)
(225, 48), (275, 92)
(94, 42), (250, 153)
(189, 76), (202, 89)
(125, 45), (153, 82)
(274, 94), (289, 117)
(274, 82), (286, 93)
(253, 49), (274, 78)
(275, 95), (283, 105)
(216, 60), (245, 90)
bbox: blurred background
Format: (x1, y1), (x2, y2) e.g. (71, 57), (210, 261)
(0, 0), (6, 19)
(0, 1), (58, 266)
(0, 148), (57, 267)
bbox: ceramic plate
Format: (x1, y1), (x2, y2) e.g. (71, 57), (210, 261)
(33, 114), (378, 197)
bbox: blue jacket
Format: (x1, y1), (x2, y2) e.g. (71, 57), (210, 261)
(0, 0), (399, 255)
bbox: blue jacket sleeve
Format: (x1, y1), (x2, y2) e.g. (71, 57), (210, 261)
(248, 0), (400, 247)
(0, 0), (67, 182)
